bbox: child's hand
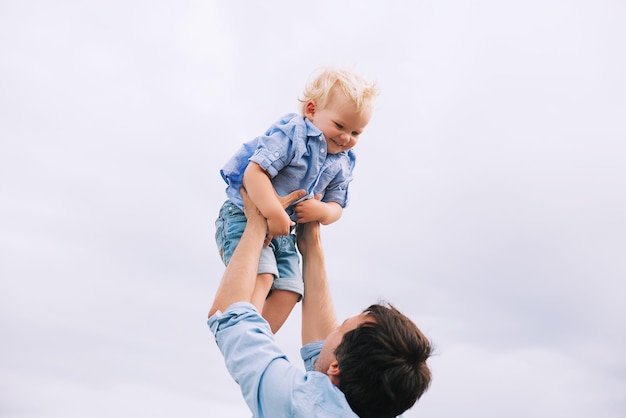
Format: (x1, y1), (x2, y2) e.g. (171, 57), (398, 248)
(266, 211), (294, 246)
(294, 194), (325, 223)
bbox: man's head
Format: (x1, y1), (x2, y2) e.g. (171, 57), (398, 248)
(316, 303), (433, 418)
(300, 68), (378, 154)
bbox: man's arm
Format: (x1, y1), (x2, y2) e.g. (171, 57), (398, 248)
(297, 222), (339, 345)
(208, 188), (267, 317)
(209, 187), (307, 317)
(208, 188), (310, 417)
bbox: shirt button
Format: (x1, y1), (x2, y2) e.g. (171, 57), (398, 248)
(274, 152), (279, 157)
(321, 148), (326, 153)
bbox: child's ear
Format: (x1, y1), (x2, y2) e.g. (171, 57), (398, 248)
(304, 100), (316, 119)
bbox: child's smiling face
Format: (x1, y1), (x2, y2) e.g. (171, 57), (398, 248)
(304, 88), (373, 155)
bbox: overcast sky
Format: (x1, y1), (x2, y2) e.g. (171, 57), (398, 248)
(1, 1), (625, 417)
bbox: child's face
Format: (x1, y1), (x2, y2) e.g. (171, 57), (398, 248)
(304, 89), (372, 155)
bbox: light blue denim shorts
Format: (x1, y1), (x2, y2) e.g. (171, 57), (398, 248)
(215, 200), (303, 299)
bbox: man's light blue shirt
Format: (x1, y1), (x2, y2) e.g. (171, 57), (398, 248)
(208, 302), (358, 418)
(220, 113), (356, 221)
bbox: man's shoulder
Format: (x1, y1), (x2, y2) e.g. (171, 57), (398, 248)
(208, 302), (268, 336)
(291, 372), (359, 417)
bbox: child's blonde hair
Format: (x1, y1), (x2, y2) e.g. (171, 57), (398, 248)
(298, 68), (378, 114)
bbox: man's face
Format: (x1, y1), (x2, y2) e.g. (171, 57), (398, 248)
(314, 313), (372, 381)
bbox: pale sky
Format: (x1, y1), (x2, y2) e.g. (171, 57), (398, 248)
(1, 1), (625, 417)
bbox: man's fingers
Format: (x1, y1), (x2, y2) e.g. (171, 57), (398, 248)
(240, 187), (249, 203)
(278, 189), (307, 209)
(240, 186), (264, 220)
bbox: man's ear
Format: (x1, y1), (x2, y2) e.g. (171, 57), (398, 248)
(327, 360), (341, 387)
(304, 100), (317, 119)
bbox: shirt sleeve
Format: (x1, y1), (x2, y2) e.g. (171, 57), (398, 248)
(208, 302), (302, 417)
(300, 341), (324, 372)
(248, 115), (302, 179)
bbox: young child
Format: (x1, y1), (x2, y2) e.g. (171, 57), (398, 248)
(215, 68), (377, 333)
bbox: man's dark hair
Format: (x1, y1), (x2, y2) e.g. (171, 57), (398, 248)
(334, 303), (433, 418)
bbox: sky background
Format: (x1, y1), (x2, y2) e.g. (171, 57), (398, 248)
(1, 1), (625, 417)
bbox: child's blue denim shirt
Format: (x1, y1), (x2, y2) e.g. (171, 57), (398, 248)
(220, 113), (356, 221)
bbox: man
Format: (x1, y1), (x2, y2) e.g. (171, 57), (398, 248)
(208, 189), (433, 417)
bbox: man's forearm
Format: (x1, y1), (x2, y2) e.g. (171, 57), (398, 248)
(209, 216), (266, 317)
(209, 187), (307, 318)
(299, 223), (338, 344)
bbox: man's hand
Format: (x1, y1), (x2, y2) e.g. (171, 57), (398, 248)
(277, 189), (307, 210)
(241, 187), (266, 228)
(263, 189), (307, 246)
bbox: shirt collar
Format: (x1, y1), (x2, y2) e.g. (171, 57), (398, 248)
(303, 117), (323, 138)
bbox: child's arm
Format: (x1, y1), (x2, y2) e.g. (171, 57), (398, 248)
(243, 162), (294, 245)
(294, 196), (343, 225)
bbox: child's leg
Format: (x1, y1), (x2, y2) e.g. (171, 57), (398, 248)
(263, 289), (300, 334)
(251, 273), (273, 313)
(264, 234), (303, 333)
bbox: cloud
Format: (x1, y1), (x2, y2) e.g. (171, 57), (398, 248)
(1, 1), (625, 418)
